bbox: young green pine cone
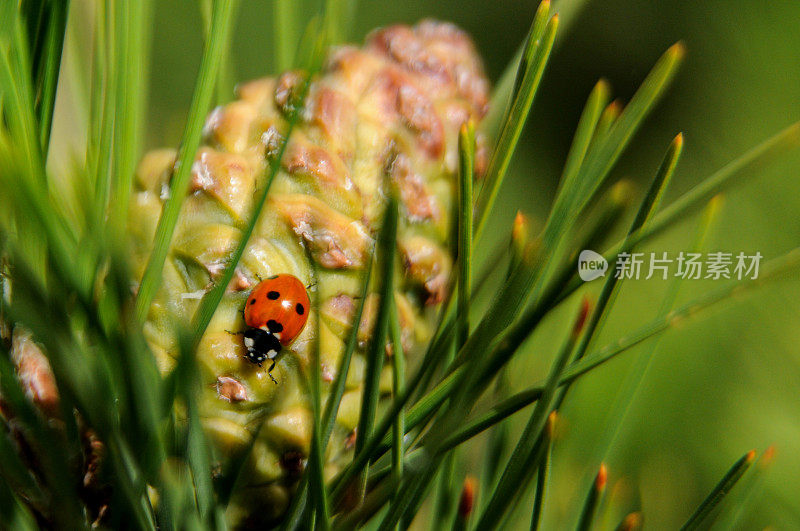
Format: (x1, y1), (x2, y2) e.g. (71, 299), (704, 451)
(130, 20), (490, 525)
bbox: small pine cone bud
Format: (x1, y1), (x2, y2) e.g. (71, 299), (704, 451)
(8, 328), (59, 418)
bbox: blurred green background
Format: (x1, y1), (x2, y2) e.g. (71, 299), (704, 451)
(119, 0), (800, 528)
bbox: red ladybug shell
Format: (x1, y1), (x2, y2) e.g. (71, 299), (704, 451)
(244, 275), (310, 345)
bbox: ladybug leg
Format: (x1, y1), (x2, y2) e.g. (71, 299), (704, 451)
(267, 360), (277, 384)
(225, 329), (244, 336)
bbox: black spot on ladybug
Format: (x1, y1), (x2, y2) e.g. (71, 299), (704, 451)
(266, 319), (284, 333)
(267, 291), (280, 300)
(296, 303), (305, 315)
(249, 299), (256, 305)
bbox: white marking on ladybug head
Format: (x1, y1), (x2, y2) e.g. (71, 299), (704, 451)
(267, 349), (278, 359)
(244, 336), (255, 349)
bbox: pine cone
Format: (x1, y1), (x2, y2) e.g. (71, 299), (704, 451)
(129, 19), (490, 524)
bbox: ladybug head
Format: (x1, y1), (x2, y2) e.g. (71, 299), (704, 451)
(243, 328), (282, 365)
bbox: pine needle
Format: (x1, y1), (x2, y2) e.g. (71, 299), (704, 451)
(135, 0), (237, 322)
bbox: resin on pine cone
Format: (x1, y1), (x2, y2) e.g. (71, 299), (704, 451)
(129, 20), (490, 524)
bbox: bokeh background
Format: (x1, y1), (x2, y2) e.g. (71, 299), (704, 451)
(65, 0), (800, 528)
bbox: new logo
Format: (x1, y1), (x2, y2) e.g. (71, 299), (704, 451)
(578, 250), (608, 281)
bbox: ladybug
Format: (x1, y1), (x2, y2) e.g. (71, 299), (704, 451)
(242, 274), (310, 381)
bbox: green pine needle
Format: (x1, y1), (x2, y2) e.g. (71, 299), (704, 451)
(680, 450), (756, 531)
(457, 121), (476, 348)
(474, 299), (588, 529)
(389, 298), (407, 528)
(308, 263), (332, 530)
(529, 415), (553, 531)
(353, 195), (399, 504)
(576, 465), (607, 531)
(552, 132), (684, 411)
(475, 5), (558, 240)
(189, 71), (311, 349)
(134, 0), (237, 322)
